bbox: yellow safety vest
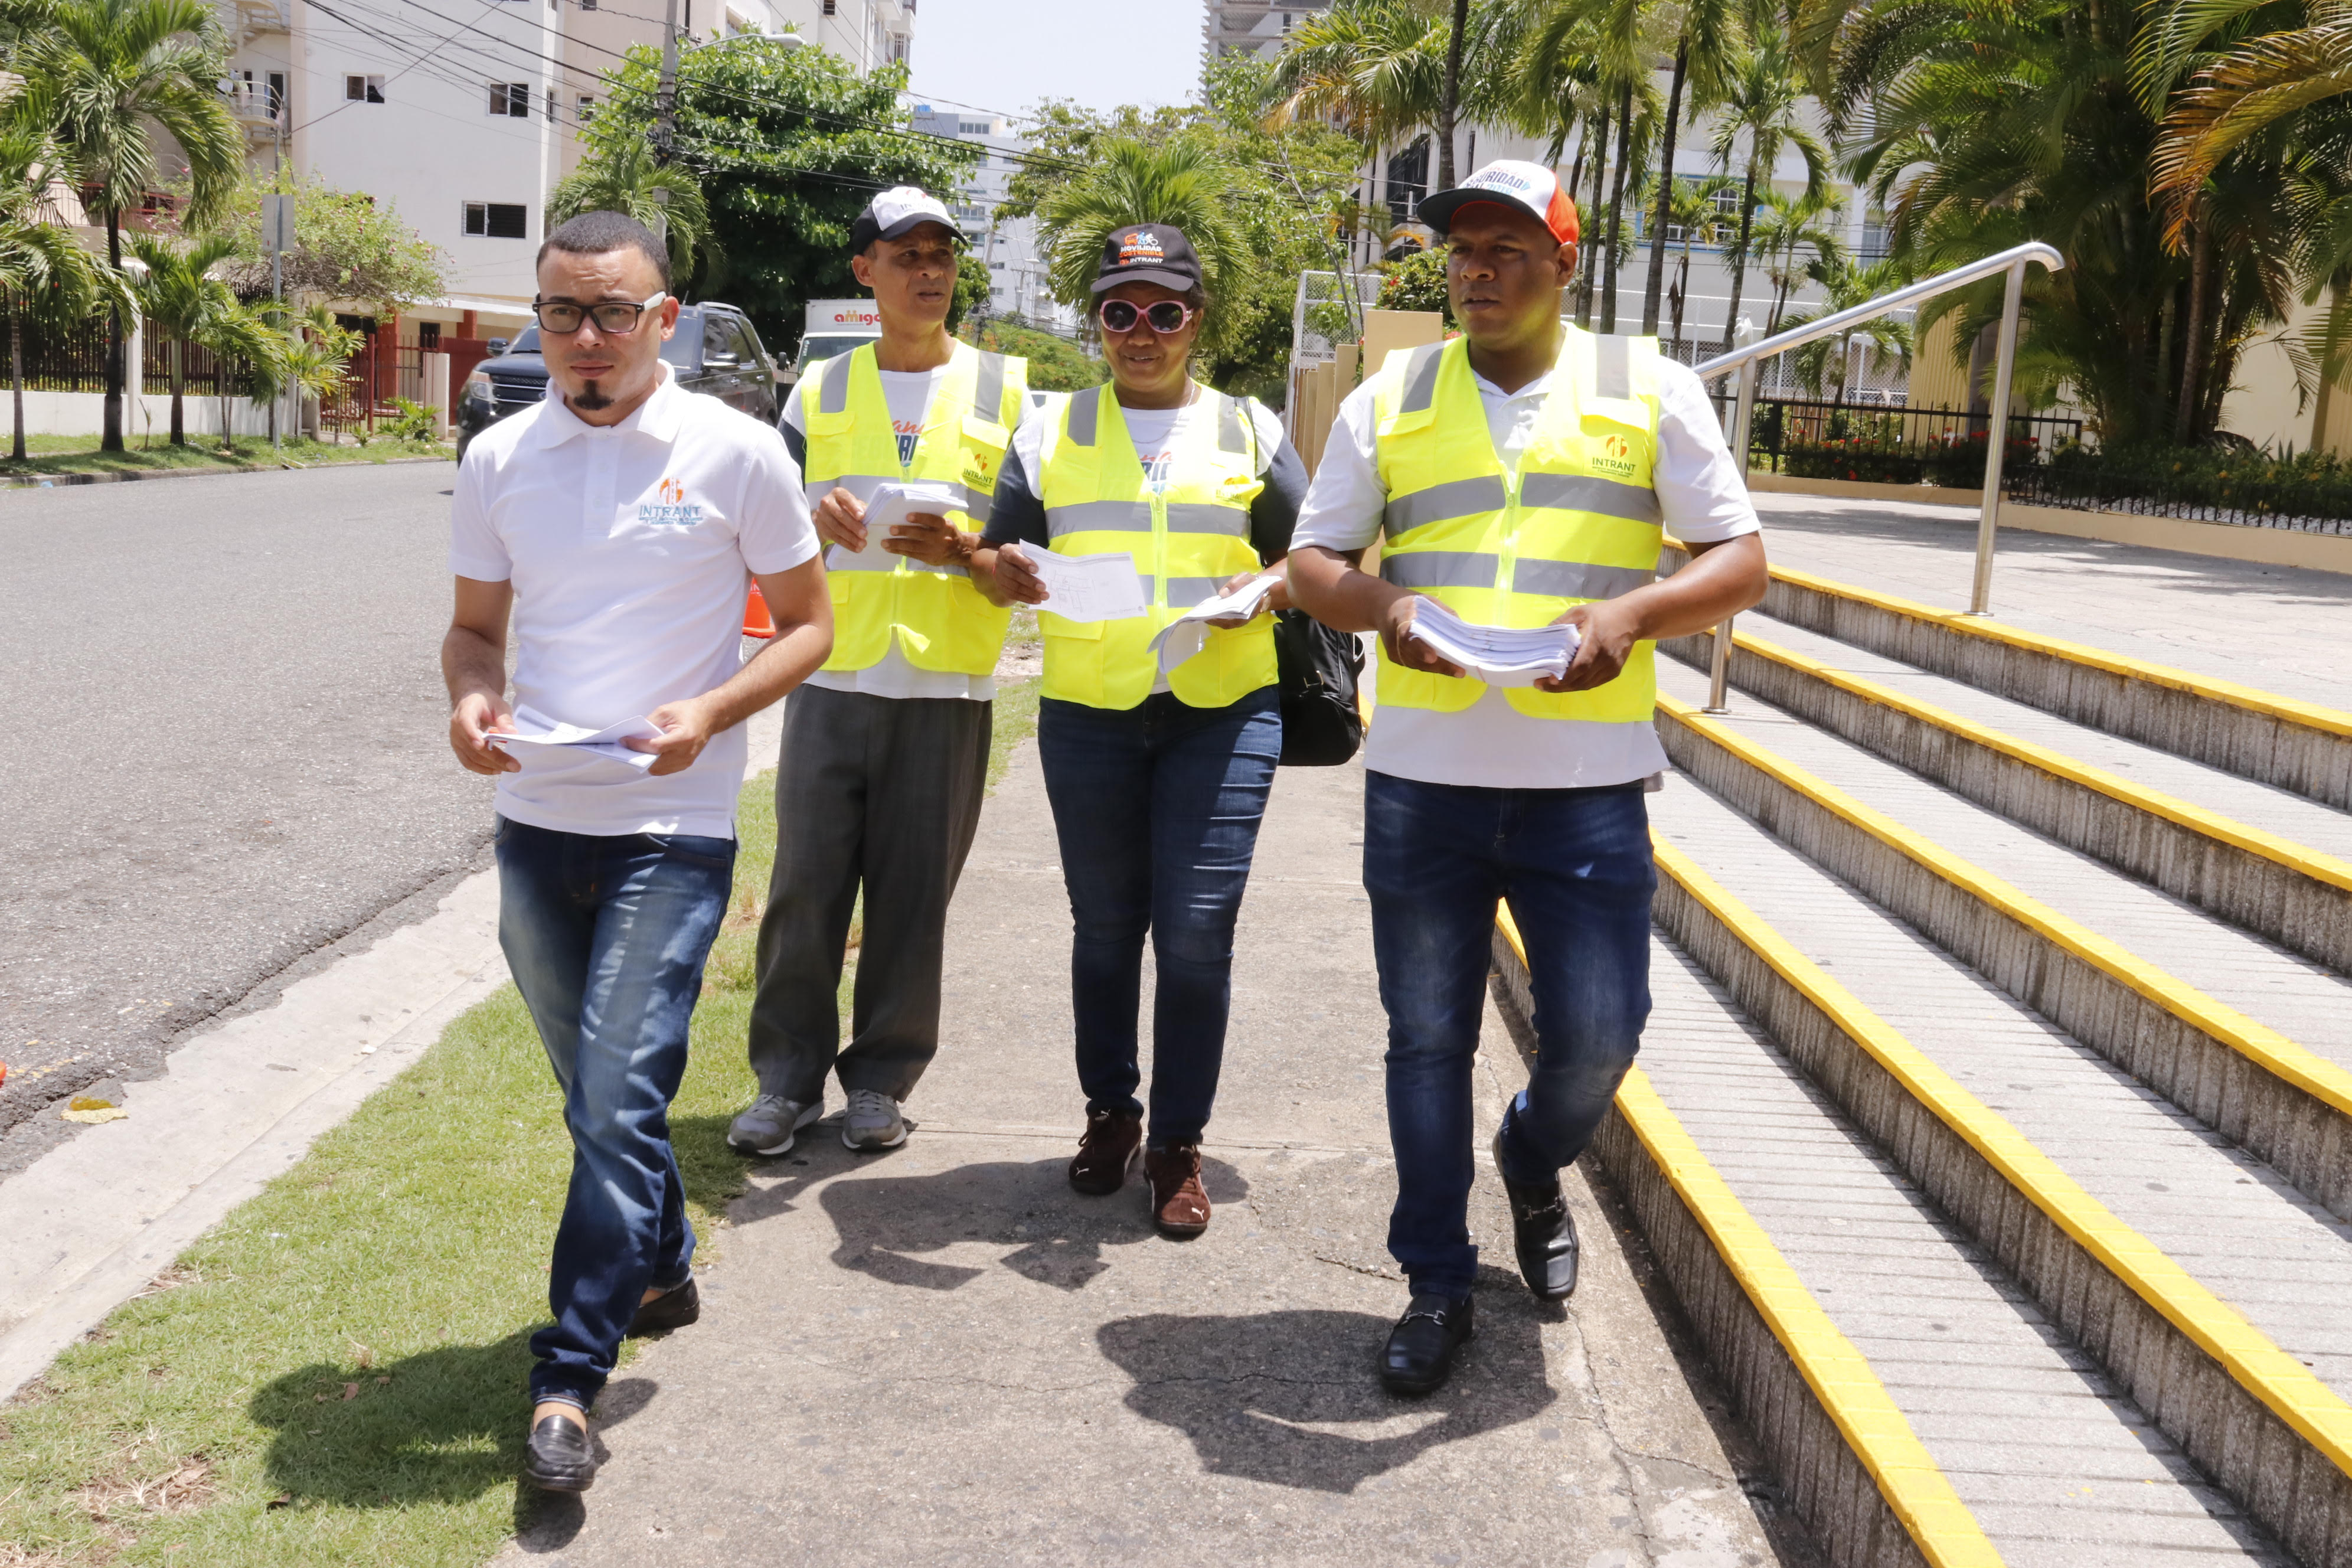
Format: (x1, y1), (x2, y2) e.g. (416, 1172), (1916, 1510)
(1371, 328), (1665, 723)
(801, 341), (1028, 677)
(1035, 384), (1276, 710)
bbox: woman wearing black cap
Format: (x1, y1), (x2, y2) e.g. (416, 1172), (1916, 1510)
(970, 223), (1308, 1239)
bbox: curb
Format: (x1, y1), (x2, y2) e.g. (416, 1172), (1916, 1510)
(2, 452), (454, 490)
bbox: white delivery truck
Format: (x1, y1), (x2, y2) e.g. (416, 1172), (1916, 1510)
(785, 298), (884, 387)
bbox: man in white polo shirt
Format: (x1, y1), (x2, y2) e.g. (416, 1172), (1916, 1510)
(1287, 162), (1766, 1396)
(442, 211), (829, 1491)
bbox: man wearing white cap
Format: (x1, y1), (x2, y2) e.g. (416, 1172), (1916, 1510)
(731, 187), (1030, 1157)
(1288, 160), (1768, 1394)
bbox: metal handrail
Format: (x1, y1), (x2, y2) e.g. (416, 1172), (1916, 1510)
(1683, 241), (2066, 711)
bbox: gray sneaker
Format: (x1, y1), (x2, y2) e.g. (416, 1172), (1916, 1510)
(727, 1094), (821, 1156)
(841, 1088), (908, 1152)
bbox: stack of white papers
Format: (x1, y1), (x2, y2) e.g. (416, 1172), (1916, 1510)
(488, 705), (665, 771)
(1148, 575), (1276, 674)
(827, 481), (963, 570)
(1403, 599), (1582, 688)
(1021, 545), (1148, 623)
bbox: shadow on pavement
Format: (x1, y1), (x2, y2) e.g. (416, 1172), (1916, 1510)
(815, 1153), (1252, 1292)
(1095, 1266), (1556, 1493)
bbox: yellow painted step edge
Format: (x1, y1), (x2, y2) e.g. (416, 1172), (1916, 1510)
(1647, 832), (2352, 1481)
(1728, 628), (2352, 897)
(1765, 558), (2352, 742)
(1494, 907), (2003, 1568)
(1657, 692), (2352, 1121)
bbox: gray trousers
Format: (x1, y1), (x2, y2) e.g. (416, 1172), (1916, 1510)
(748, 682), (991, 1105)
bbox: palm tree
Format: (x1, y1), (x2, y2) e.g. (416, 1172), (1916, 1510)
(1036, 138), (1246, 363)
(128, 230), (235, 445)
(0, 120), (133, 460)
(1267, 0), (1452, 152)
(190, 293), (282, 453)
(1777, 250), (1911, 404)
(1706, 25), (1828, 351)
(1664, 173), (1737, 355)
(1639, 0), (1743, 332)
(547, 138), (715, 282)
(21, 0), (241, 450)
(1750, 188), (1846, 339)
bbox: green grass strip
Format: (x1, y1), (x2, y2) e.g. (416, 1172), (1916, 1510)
(0, 677), (1040, 1566)
(0, 435), (452, 479)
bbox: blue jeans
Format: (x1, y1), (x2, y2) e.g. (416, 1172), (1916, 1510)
(1363, 772), (1655, 1299)
(1036, 688), (1282, 1146)
(494, 816), (736, 1410)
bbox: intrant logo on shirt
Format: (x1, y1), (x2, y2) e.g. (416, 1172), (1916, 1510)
(1592, 432), (1637, 478)
(639, 476), (704, 526)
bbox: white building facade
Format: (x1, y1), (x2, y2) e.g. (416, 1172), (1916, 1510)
(909, 105), (1075, 334)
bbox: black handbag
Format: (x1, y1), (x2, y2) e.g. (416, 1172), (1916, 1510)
(1273, 609), (1366, 766)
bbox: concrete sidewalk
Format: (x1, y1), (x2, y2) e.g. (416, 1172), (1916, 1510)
(1751, 494), (2352, 710)
(496, 743), (1801, 1568)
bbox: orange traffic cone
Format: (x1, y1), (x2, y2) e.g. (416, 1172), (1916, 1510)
(743, 582), (775, 639)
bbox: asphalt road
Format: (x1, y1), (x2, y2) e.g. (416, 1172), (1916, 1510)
(0, 462), (490, 1172)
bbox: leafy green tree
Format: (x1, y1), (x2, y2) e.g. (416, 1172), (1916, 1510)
(0, 123), (134, 459)
(960, 317), (1103, 391)
(19, 0), (242, 450)
(1778, 250), (1911, 403)
(1005, 57), (1366, 403)
(208, 171), (446, 312)
(547, 138), (714, 279)
(948, 252), (988, 334)
(587, 38), (975, 358)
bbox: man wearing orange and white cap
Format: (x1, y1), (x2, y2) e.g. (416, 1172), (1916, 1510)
(1288, 160), (1767, 1394)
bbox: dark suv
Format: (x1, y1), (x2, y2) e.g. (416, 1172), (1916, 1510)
(455, 301), (780, 458)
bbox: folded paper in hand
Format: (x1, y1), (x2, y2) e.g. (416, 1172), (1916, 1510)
(489, 705), (665, 771)
(828, 481), (962, 571)
(1023, 545), (1148, 623)
(1403, 599), (1581, 688)
(1148, 575), (1275, 675)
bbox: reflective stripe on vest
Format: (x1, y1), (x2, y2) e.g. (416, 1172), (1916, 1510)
(801, 341), (1026, 676)
(1371, 329), (1666, 724)
(1035, 385), (1275, 711)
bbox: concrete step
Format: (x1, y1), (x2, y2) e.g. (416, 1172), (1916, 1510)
(1491, 923), (2291, 1567)
(1603, 815), (2352, 1564)
(1651, 672), (2352, 1227)
(1658, 613), (2352, 978)
(1662, 543), (2352, 811)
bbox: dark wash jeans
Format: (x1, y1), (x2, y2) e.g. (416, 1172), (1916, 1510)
(494, 815), (736, 1410)
(1036, 687), (1282, 1146)
(1363, 772), (1655, 1300)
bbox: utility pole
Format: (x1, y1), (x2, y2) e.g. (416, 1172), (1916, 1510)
(653, 0), (678, 168)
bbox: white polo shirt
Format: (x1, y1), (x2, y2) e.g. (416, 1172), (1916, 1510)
(1291, 348), (1759, 790)
(450, 364), (820, 838)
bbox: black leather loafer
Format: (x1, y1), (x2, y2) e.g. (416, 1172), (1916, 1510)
(522, 1412), (597, 1491)
(626, 1276), (700, 1337)
(1494, 1125), (1579, 1300)
(1380, 1291), (1474, 1396)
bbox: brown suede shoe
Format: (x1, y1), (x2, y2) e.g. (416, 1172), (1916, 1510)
(1069, 1109), (1143, 1195)
(1144, 1142), (1210, 1239)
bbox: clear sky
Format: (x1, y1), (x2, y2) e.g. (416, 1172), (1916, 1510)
(907, 0), (1206, 125)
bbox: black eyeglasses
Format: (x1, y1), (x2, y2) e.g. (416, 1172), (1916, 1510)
(1098, 299), (1196, 335)
(531, 291), (667, 334)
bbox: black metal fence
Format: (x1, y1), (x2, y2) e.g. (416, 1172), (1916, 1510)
(1713, 396), (2085, 488)
(3, 317), (225, 396)
(2010, 449), (2352, 536)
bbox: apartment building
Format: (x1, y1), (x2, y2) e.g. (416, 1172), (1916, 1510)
(909, 105), (1074, 333)
(213, 0), (910, 332)
(1203, 0), (1329, 59)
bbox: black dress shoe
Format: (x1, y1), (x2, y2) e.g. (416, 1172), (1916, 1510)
(626, 1276), (700, 1336)
(1494, 1125), (1579, 1300)
(523, 1412), (597, 1491)
(1380, 1291), (1474, 1396)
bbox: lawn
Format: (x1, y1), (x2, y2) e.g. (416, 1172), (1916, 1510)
(0, 675), (1041, 1567)
(0, 434), (452, 480)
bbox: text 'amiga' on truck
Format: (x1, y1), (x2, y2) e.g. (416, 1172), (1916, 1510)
(785, 299), (884, 387)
